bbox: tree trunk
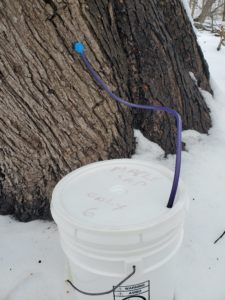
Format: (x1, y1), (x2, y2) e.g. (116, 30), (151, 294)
(223, 0), (225, 20)
(0, 0), (212, 221)
(195, 0), (216, 23)
(191, 0), (197, 17)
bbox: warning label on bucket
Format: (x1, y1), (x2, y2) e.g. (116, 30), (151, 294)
(113, 280), (150, 300)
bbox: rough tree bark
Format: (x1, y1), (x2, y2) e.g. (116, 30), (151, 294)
(0, 0), (211, 221)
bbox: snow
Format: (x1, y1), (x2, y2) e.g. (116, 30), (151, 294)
(1, 32), (225, 300)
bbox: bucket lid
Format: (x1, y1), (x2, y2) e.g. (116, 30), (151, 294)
(51, 159), (186, 232)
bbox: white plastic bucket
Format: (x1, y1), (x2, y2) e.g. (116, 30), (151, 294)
(51, 159), (189, 300)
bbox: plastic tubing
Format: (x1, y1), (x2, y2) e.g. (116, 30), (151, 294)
(73, 42), (182, 208)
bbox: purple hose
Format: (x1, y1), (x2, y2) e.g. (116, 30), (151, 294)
(73, 42), (182, 208)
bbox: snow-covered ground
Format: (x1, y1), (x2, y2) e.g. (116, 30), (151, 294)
(0, 32), (225, 300)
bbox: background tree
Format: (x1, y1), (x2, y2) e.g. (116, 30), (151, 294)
(190, 0), (198, 17)
(222, 0), (225, 20)
(195, 0), (216, 22)
(0, 0), (211, 221)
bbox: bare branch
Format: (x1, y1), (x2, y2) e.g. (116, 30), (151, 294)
(214, 231), (225, 244)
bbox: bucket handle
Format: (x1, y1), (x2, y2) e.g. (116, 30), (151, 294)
(66, 265), (136, 296)
(73, 42), (182, 209)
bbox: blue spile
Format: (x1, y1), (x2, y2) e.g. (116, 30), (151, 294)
(73, 42), (85, 54)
